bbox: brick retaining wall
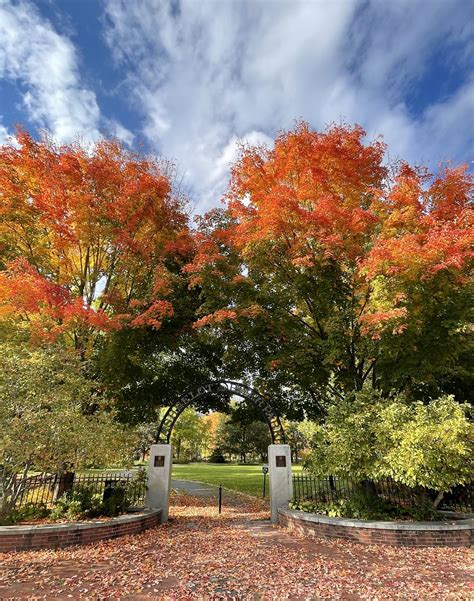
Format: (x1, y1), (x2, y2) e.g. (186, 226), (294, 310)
(0, 509), (162, 552)
(278, 508), (473, 547)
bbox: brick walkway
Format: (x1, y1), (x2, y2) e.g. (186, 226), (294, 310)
(0, 490), (472, 599)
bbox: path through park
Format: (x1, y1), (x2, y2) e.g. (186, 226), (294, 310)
(0, 484), (472, 599)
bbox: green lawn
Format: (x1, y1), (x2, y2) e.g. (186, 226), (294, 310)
(172, 462), (303, 498)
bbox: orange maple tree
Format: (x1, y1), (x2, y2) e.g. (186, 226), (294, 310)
(187, 122), (473, 406)
(0, 130), (192, 353)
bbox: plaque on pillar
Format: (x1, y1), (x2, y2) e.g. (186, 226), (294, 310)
(154, 455), (165, 467)
(275, 455), (287, 467)
(146, 444), (173, 523)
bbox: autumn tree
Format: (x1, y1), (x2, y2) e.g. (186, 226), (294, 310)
(0, 130), (192, 356)
(187, 122), (473, 413)
(200, 411), (227, 458)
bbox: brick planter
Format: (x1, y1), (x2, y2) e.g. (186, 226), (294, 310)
(278, 508), (473, 547)
(0, 509), (162, 553)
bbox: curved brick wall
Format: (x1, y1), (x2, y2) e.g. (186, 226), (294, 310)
(279, 508), (473, 547)
(0, 509), (162, 553)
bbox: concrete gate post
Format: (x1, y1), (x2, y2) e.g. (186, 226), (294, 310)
(145, 444), (173, 523)
(268, 444), (292, 523)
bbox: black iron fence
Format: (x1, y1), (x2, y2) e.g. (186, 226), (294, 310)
(292, 474), (473, 514)
(10, 471), (147, 510)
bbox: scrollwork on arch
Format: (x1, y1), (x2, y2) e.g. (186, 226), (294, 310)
(156, 380), (286, 445)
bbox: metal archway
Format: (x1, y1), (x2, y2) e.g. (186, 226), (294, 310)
(156, 380), (286, 444)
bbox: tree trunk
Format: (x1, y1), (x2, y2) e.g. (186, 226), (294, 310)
(433, 490), (444, 509)
(53, 469), (74, 501)
(359, 479), (378, 500)
(177, 438), (181, 462)
(0, 465), (31, 523)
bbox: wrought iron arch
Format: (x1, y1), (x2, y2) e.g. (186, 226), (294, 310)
(156, 380), (286, 444)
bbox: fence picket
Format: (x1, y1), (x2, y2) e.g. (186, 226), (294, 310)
(6, 471), (147, 511)
(291, 473), (472, 513)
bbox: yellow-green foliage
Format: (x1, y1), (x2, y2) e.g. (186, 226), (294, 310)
(307, 388), (473, 492)
(0, 342), (135, 473)
(380, 397), (473, 490)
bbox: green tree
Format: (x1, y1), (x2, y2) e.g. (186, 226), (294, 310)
(217, 405), (271, 463)
(133, 412), (162, 461)
(0, 342), (135, 522)
(283, 420), (316, 463)
(171, 408), (209, 462)
(95, 327), (228, 424)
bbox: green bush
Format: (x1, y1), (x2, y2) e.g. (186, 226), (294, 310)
(50, 485), (103, 520)
(306, 390), (473, 494)
(0, 342), (137, 526)
(50, 471), (148, 520)
(290, 491), (439, 522)
(0, 502), (50, 525)
(124, 468), (148, 507)
(208, 450), (226, 463)
(102, 485), (128, 517)
(4, 471), (148, 524)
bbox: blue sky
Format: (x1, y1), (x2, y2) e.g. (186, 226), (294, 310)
(0, 0), (472, 213)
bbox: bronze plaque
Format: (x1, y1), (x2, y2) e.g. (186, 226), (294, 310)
(154, 455), (165, 467)
(275, 455), (287, 468)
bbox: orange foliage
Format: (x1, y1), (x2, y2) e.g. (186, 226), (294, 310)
(226, 122), (386, 263)
(188, 122), (473, 341)
(193, 309), (238, 329)
(0, 130), (192, 347)
(364, 164), (473, 281)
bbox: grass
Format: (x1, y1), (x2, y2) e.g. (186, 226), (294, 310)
(42, 462), (303, 499)
(172, 462), (303, 498)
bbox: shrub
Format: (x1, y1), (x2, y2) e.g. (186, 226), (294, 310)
(102, 485), (128, 517)
(50, 471), (147, 520)
(208, 450), (226, 463)
(290, 491), (439, 522)
(0, 502), (50, 525)
(306, 389), (473, 495)
(50, 485), (103, 520)
(0, 343), (137, 524)
(124, 468), (148, 507)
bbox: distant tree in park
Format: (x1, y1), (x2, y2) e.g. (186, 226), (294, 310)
(200, 411), (228, 458)
(283, 420), (314, 463)
(215, 404), (271, 463)
(218, 420), (270, 463)
(0, 341), (135, 522)
(171, 408), (210, 462)
(186, 122), (473, 411)
(0, 130), (192, 357)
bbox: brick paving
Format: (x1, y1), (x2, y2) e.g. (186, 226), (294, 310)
(0, 490), (472, 599)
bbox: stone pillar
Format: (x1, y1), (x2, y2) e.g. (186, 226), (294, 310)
(145, 444), (173, 523)
(268, 444), (292, 523)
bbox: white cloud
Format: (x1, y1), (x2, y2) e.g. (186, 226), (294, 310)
(0, 118), (19, 147)
(417, 80), (474, 165)
(103, 0), (472, 212)
(103, 118), (135, 147)
(0, 0), (101, 143)
(0, 121), (9, 144)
